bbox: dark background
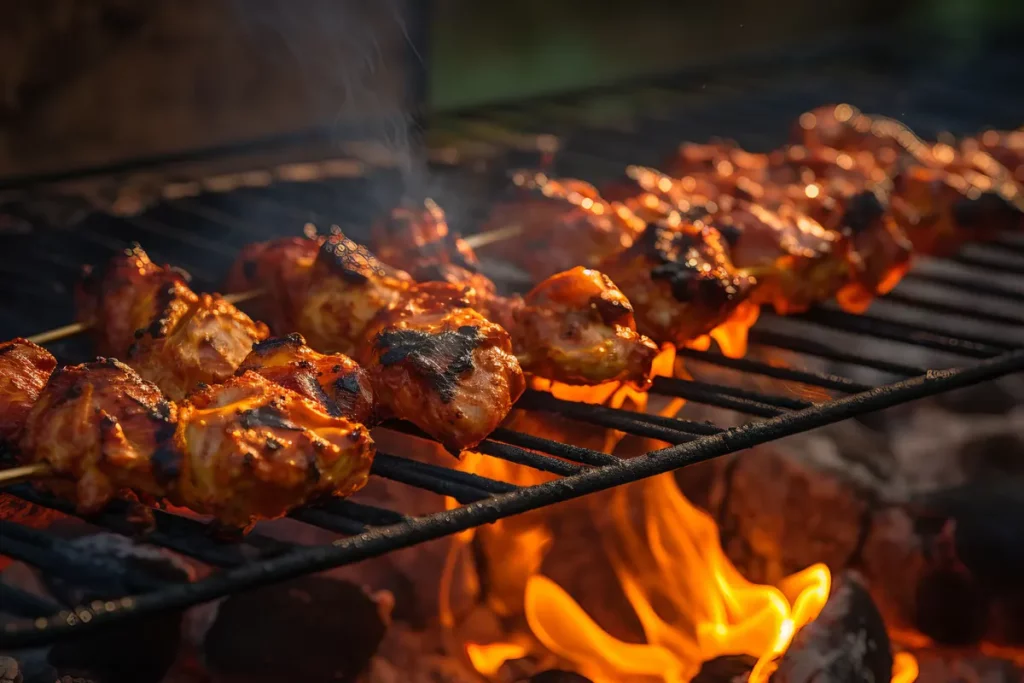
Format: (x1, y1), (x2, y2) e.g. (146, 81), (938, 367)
(0, 0), (1021, 180)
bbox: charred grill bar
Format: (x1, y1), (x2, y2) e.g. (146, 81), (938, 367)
(1, 36), (1023, 651)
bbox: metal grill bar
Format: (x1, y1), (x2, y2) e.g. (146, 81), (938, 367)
(674, 348), (872, 393)
(903, 271), (1024, 304)
(7, 485), (287, 567)
(880, 290), (1024, 327)
(651, 377), (813, 414)
(5, 349), (1019, 648)
(516, 392), (721, 439)
(747, 330), (925, 376)
(0, 584), (61, 618)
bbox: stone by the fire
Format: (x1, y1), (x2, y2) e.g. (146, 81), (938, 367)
(202, 576), (388, 683)
(691, 655), (757, 683)
(772, 572), (892, 683)
(522, 671), (593, 683)
(44, 533), (192, 683)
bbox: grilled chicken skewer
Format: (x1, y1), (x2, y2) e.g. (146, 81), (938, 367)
(76, 245), (270, 401)
(228, 235), (526, 451)
(368, 199), (660, 387)
(1, 339), (375, 531)
(78, 245), (521, 452)
(481, 173), (760, 351)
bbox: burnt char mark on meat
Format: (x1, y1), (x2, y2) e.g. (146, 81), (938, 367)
(375, 325), (480, 403)
(636, 223), (702, 303)
(320, 236), (392, 284)
(0, 342), (15, 356)
(294, 372), (340, 417)
(239, 406), (302, 431)
(145, 284), (184, 339)
(841, 190), (886, 234)
(151, 446), (182, 487)
(334, 373), (362, 395)
(638, 222), (739, 306)
(250, 333), (306, 353)
(953, 192), (1019, 232)
(590, 294), (633, 326)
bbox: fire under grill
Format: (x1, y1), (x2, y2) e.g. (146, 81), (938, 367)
(1, 46), (1023, 651)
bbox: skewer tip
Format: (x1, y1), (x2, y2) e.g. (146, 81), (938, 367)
(0, 462), (54, 488)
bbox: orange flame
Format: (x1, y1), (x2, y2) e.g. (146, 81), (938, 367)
(452, 469), (917, 682)
(448, 344), (916, 683)
(685, 300), (760, 359)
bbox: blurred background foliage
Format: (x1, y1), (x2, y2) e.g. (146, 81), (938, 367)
(428, 0), (1024, 111)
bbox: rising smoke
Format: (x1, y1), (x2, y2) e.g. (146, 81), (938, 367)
(233, 0), (433, 221)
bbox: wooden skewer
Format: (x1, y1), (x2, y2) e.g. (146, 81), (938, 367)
(0, 462), (54, 487)
(25, 288), (268, 345)
(22, 226), (525, 347)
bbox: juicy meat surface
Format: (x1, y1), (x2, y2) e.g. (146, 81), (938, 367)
(76, 244), (188, 357)
(370, 201), (658, 388)
(599, 218), (756, 345)
(0, 339), (57, 446)
(127, 282), (269, 400)
(20, 358), (179, 513)
(361, 282), (526, 451)
(296, 235), (413, 355)
(80, 246), (268, 399)
(176, 372), (375, 530)
(370, 199), (496, 296)
(502, 267), (658, 387)
(226, 236), (322, 333)
(481, 171), (646, 281)
(237, 333), (375, 425)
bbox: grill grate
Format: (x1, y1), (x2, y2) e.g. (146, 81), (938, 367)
(1, 48), (1023, 647)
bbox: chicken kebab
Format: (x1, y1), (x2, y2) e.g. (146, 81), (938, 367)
(479, 109), (1022, 352)
(480, 171), (760, 354)
(368, 198), (660, 386)
(226, 223), (659, 427)
(789, 104), (1022, 256)
(77, 244), (521, 452)
(0, 337), (374, 531)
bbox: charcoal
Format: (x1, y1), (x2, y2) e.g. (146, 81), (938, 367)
(692, 655), (757, 683)
(772, 572), (892, 683)
(45, 534), (191, 683)
(522, 671), (593, 683)
(909, 480), (1024, 645)
(203, 576), (387, 683)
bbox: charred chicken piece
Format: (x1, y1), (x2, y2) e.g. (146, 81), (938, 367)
(295, 235), (413, 356)
(481, 171), (646, 281)
(370, 201), (659, 387)
(79, 246), (269, 400)
(176, 372), (375, 530)
(890, 165), (1023, 256)
(20, 358), (179, 513)
(0, 339), (57, 446)
(501, 267), (658, 387)
(599, 217), (756, 346)
(361, 282), (526, 452)
(226, 235), (323, 333)
(126, 283), (270, 401)
(76, 244), (189, 358)
(237, 333), (374, 425)
(627, 165), (911, 314)
(370, 199), (496, 297)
